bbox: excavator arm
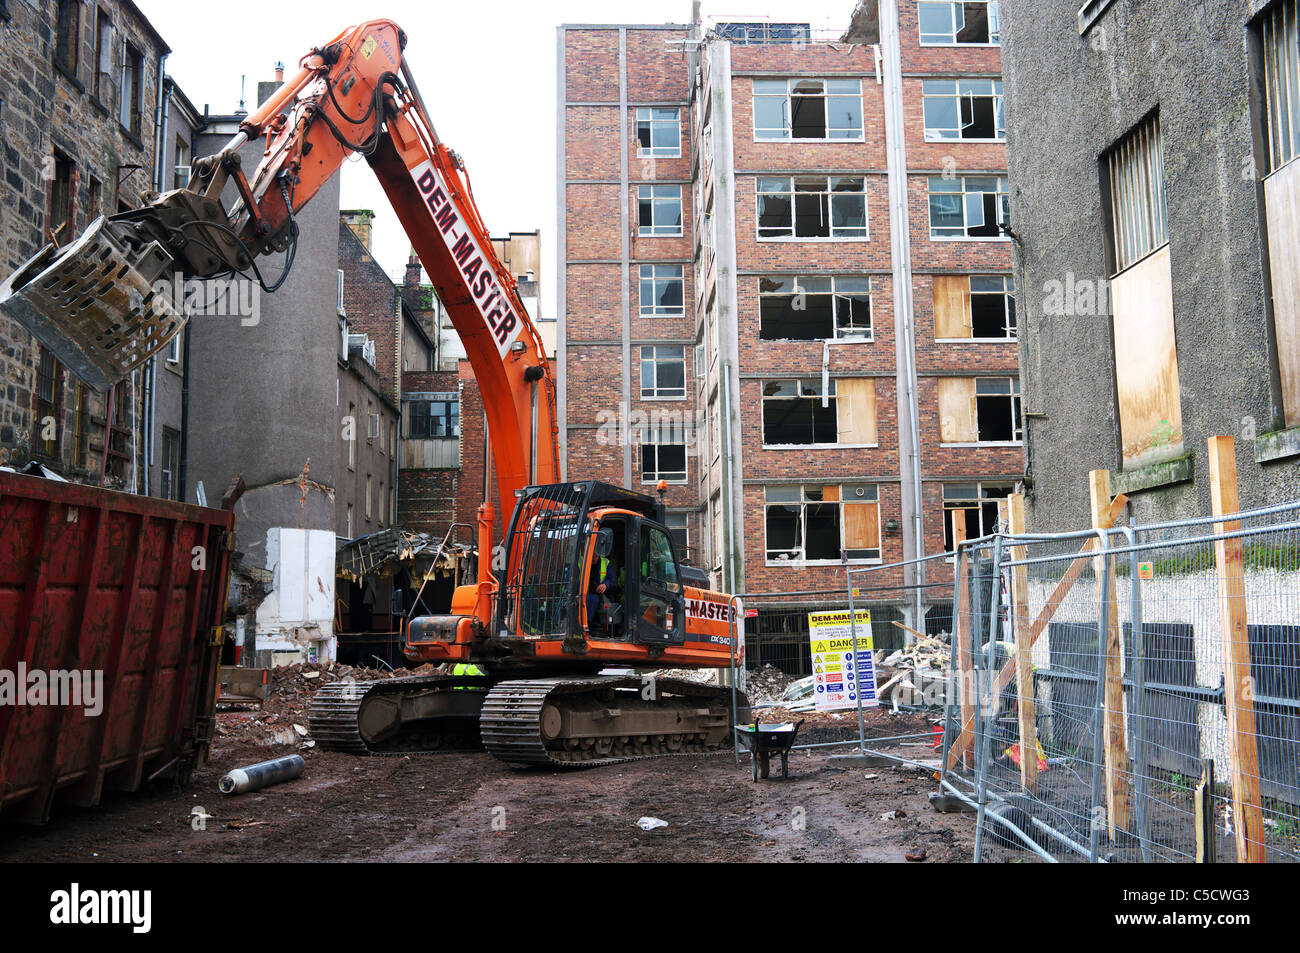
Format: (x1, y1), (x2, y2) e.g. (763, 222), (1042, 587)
(0, 19), (559, 613)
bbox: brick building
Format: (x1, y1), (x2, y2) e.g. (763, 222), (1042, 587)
(0, 0), (173, 489)
(558, 0), (1023, 634)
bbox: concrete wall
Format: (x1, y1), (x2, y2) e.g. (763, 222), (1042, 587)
(1002, 0), (1300, 531)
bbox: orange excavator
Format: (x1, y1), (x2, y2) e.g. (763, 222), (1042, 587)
(0, 20), (742, 766)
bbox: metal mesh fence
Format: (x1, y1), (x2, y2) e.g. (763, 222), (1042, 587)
(941, 499), (1300, 863)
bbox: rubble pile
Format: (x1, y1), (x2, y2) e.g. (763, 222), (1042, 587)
(215, 660), (442, 748)
(744, 664), (796, 703)
(874, 633), (951, 704)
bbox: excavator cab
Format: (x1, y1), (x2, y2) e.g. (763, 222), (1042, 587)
(497, 481), (686, 649)
(580, 512), (685, 646)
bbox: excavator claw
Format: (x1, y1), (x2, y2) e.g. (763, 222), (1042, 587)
(0, 217), (184, 391)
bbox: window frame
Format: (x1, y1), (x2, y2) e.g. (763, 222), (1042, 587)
(922, 78), (1006, 142)
(763, 483), (882, 565)
(917, 1), (1002, 47)
(927, 175), (1010, 241)
(752, 77), (865, 142)
(639, 345), (688, 401)
(54, 0), (80, 78)
(638, 263), (686, 316)
(1104, 113), (1168, 274)
(934, 274), (1017, 341)
(758, 275), (874, 341)
(636, 107), (682, 158)
(761, 378), (846, 448)
(941, 481), (1013, 552)
(756, 175), (869, 242)
(637, 184), (683, 237)
(640, 425), (689, 484)
(1261, 0), (1300, 175)
(119, 41), (143, 138)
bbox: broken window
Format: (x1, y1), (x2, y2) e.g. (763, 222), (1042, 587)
(638, 264), (685, 316)
(753, 78), (863, 140)
(55, 0), (79, 76)
(941, 482), (1012, 549)
(764, 484), (880, 563)
(641, 425), (688, 483)
(937, 377), (1022, 442)
(759, 276), (872, 340)
(637, 185), (682, 236)
(762, 379), (838, 445)
(46, 151), (75, 244)
(928, 175), (1009, 239)
(922, 79), (1005, 141)
(757, 176), (867, 239)
(933, 274), (1016, 339)
(665, 512), (690, 557)
(918, 1), (1000, 45)
(1260, 1), (1300, 426)
(640, 345), (686, 399)
(120, 43), (142, 137)
(637, 107), (681, 158)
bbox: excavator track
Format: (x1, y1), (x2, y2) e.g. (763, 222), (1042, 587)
(308, 676), (490, 756)
(480, 676), (739, 767)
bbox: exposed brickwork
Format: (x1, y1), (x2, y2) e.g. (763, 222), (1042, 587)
(561, 13), (1024, 611)
(339, 221), (402, 403)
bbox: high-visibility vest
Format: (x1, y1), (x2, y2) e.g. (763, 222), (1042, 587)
(452, 663), (483, 678)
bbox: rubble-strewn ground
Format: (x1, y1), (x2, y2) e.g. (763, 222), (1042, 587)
(0, 664), (978, 863)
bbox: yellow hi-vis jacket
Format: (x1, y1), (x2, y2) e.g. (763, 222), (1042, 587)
(452, 663), (484, 688)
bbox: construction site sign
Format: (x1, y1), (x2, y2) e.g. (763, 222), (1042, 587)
(807, 610), (877, 712)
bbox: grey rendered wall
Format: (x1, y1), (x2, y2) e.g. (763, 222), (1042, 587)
(1002, 0), (1300, 531)
(184, 129), (340, 568)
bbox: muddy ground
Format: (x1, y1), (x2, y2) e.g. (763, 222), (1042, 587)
(0, 667), (979, 863)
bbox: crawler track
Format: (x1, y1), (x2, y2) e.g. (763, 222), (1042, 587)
(480, 676), (737, 767)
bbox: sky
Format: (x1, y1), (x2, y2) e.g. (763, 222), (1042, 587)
(135, 0), (860, 314)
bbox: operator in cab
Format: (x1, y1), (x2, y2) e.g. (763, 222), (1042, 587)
(587, 546), (623, 636)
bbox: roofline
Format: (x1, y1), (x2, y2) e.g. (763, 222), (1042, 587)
(164, 77), (205, 129)
(122, 0), (172, 55)
(557, 23), (691, 30)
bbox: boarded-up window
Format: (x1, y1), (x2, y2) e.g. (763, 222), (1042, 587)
(1261, 0), (1300, 426)
(55, 0), (80, 76)
(1110, 246), (1183, 467)
(836, 378), (877, 444)
(934, 274), (1018, 339)
(762, 379), (837, 444)
(1106, 116), (1183, 468)
(938, 377), (976, 442)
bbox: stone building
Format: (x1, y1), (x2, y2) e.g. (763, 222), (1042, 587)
(558, 0), (1023, 637)
(1001, 0), (1300, 529)
(0, 0), (173, 489)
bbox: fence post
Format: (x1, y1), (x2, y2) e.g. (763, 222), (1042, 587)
(953, 546), (974, 771)
(1089, 469), (1131, 841)
(974, 536), (1004, 863)
(1207, 435), (1265, 863)
(1004, 494), (1038, 792)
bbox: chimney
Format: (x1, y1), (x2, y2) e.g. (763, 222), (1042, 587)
(340, 209), (375, 252)
(274, 61), (285, 83)
(404, 250), (421, 291)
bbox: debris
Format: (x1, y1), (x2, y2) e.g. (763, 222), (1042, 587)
(293, 723), (308, 737)
(905, 846), (928, 862)
(219, 754), (306, 796)
(302, 671), (320, 680)
(636, 816), (669, 831)
(880, 809), (906, 820)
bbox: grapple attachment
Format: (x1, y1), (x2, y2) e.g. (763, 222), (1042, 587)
(0, 217), (184, 392)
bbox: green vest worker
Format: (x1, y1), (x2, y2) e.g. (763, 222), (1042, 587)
(452, 662), (484, 688)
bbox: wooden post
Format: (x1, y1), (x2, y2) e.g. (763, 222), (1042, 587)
(1194, 759), (1216, 864)
(1004, 494), (1038, 791)
(1207, 435), (1265, 862)
(952, 514), (974, 770)
(945, 492), (1129, 769)
(1089, 469), (1130, 839)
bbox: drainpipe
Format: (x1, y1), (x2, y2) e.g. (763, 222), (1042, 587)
(143, 53), (170, 497)
(879, 0), (925, 639)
